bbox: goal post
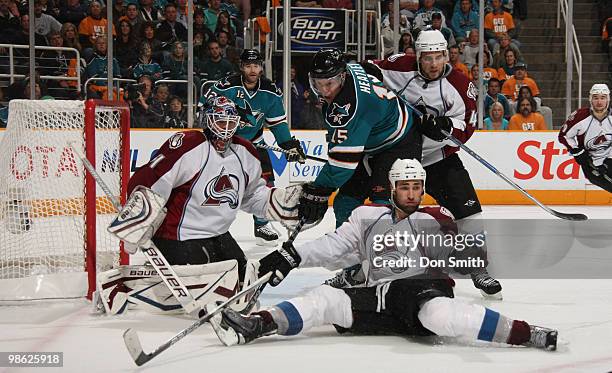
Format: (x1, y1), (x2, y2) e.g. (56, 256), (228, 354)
(0, 99), (130, 302)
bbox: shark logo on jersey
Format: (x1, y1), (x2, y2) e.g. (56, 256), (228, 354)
(202, 167), (240, 209)
(238, 100), (264, 127)
(329, 103), (351, 124)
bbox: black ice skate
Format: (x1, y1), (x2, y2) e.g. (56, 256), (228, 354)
(526, 325), (558, 351)
(471, 268), (503, 299)
(324, 264), (366, 288)
(209, 307), (277, 346)
(254, 223), (279, 247)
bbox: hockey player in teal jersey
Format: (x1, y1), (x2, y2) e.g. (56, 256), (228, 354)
(297, 48), (422, 227)
(202, 49), (306, 246)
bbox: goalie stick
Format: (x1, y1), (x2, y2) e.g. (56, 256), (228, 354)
(400, 99), (588, 221)
(68, 142), (201, 315)
(123, 218), (308, 366)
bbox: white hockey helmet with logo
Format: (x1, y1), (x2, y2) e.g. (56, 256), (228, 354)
(589, 83), (610, 111)
(415, 29), (448, 60)
(388, 158), (426, 191)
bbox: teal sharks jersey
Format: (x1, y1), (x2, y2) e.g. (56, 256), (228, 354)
(205, 74), (292, 144)
(314, 63), (414, 190)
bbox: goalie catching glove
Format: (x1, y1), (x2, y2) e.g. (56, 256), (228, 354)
(265, 184), (324, 230)
(258, 241), (301, 286)
(278, 137), (306, 163)
(107, 186), (167, 254)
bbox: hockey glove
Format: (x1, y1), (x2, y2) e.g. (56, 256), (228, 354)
(279, 137), (307, 163)
(299, 182), (334, 224)
(570, 148), (606, 179)
(258, 241), (301, 286)
(417, 115), (453, 142)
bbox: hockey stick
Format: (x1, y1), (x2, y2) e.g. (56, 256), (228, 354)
(123, 218), (308, 366)
(400, 100), (588, 221)
(256, 143), (328, 163)
(69, 142), (202, 314)
(123, 272), (272, 366)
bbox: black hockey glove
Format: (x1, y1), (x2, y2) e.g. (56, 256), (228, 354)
(417, 114), (453, 142)
(570, 148), (603, 178)
(279, 137), (307, 163)
(299, 182), (334, 224)
(258, 241), (301, 286)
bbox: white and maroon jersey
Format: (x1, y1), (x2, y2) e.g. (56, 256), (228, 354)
(127, 131), (270, 240)
(369, 54), (478, 167)
(558, 107), (612, 166)
(296, 205), (457, 285)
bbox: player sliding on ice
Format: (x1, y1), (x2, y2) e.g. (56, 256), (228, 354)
(559, 83), (612, 193)
(209, 159), (558, 351)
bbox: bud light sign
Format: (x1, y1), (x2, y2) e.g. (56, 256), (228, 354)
(274, 8), (346, 53)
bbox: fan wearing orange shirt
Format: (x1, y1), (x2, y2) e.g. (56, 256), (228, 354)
(508, 97), (548, 130)
(501, 62), (539, 103)
(448, 45), (469, 77)
(484, 0), (518, 52)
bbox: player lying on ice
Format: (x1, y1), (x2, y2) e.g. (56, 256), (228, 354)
(209, 159), (558, 351)
(95, 96), (307, 315)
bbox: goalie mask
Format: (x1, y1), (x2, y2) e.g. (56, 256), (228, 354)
(388, 158), (426, 215)
(204, 96), (241, 153)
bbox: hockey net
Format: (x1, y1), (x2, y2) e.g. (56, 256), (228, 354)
(0, 99), (130, 302)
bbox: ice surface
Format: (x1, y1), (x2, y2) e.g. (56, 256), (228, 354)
(1, 206), (612, 373)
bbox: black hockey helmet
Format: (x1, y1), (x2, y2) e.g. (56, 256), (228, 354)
(309, 48), (346, 79)
(240, 49), (263, 65)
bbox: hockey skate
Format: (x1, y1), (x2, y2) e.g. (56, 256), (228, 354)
(254, 223), (279, 247)
(526, 325), (558, 351)
(324, 264), (366, 288)
(470, 268), (503, 300)
(209, 306), (277, 346)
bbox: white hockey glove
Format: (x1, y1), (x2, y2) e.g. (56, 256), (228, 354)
(265, 184), (324, 231)
(107, 186), (167, 254)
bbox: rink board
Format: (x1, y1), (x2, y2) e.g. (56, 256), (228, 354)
(1, 129), (609, 205)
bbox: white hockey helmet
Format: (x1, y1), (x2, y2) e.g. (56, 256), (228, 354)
(415, 29), (448, 60)
(388, 158), (426, 191)
(589, 83), (610, 110)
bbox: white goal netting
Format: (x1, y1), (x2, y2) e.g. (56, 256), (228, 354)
(0, 100), (128, 301)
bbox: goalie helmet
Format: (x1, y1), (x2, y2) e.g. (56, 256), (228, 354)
(589, 83), (610, 111)
(203, 96), (240, 153)
(388, 158), (426, 191)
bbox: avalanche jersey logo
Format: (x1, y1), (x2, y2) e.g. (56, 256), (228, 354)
(202, 167), (240, 209)
(467, 81), (478, 100)
(586, 133), (612, 152)
(329, 103), (351, 124)
(168, 132), (185, 149)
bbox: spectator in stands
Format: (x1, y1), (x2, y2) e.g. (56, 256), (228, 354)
(176, 0), (188, 28)
(321, 0), (353, 9)
(162, 41), (188, 80)
(216, 30), (242, 65)
(138, 0), (162, 23)
(24, 80), (44, 99)
(399, 31), (415, 56)
(215, 10), (238, 46)
(517, 85), (553, 128)
(497, 48), (519, 82)
(397, 0), (419, 21)
(298, 89), (325, 129)
(193, 31), (209, 61)
(198, 39), (236, 81)
(461, 28), (486, 68)
(452, 0), (479, 14)
(139, 21), (163, 58)
(484, 77), (512, 120)
(193, 9), (215, 46)
(34, 0), (61, 39)
(11, 14), (47, 66)
(78, 1), (114, 60)
(413, 0), (447, 32)
(60, 22), (82, 53)
(111, 0), (126, 28)
(156, 3), (187, 45)
(39, 31), (76, 98)
(492, 32), (522, 69)
(163, 95), (188, 128)
(58, 0), (87, 26)
(502, 62), (540, 104)
(121, 3), (143, 36)
(150, 82), (169, 118)
(450, 0), (479, 44)
(508, 97), (547, 130)
(469, 64), (479, 86)
(84, 36), (121, 99)
(449, 44), (469, 77)
(431, 12), (455, 46)
(277, 65), (305, 127)
(484, 0), (518, 53)
(0, 0), (19, 32)
(132, 41), (162, 80)
(475, 51), (499, 87)
(484, 101), (508, 130)
(114, 19), (139, 77)
(130, 74), (164, 128)
(205, 0), (223, 34)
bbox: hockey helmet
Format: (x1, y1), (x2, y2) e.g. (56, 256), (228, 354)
(388, 158), (426, 191)
(204, 96), (240, 153)
(240, 49), (263, 66)
(309, 48), (346, 79)
(415, 29), (448, 60)
(589, 83), (610, 111)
